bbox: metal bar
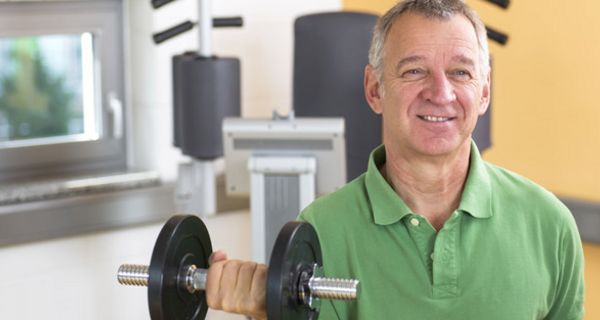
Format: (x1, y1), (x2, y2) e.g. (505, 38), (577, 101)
(309, 277), (359, 300)
(117, 264), (149, 286)
(152, 21), (195, 44)
(485, 25), (509, 45)
(198, 0), (212, 56)
(481, 0), (510, 9)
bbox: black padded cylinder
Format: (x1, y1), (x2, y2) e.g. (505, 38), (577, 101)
(471, 57), (493, 153)
(173, 54), (240, 159)
(293, 12), (380, 181)
(172, 52), (197, 148)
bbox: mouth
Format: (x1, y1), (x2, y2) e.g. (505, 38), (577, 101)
(417, 115), (455, 123)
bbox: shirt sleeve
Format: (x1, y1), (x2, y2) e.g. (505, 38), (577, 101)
(544, 213), (585, 320)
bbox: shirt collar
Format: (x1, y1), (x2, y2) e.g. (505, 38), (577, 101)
(457, 141), (493, 219)
(365, 145), (413, 225)
(365, 141), (493, 226)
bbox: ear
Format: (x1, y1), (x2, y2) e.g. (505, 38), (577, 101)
(478, 71), (491, 116)
(364, 64), (383, 114)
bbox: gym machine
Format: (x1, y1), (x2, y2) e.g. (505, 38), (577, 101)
(152, 0), (243, 217)
(222, 117), (347, 264)
(117, 215), (359, 319)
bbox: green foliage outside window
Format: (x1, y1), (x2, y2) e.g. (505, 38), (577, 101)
(0, 36), (81, 143)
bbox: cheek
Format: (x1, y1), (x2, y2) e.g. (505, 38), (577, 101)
(385, 83), (420, 113)
(456, 88), (482, 118)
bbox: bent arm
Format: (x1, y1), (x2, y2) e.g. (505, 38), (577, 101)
(545, 215), (585, 320)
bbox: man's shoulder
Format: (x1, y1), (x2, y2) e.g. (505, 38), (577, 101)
(485, 162), (558, 199)
(484, 161), (572, 222)
(299, 173), (370, 225)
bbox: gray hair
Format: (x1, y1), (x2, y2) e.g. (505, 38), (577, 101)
(368, 0), (490, 82)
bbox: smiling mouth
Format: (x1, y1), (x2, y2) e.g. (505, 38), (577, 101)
(418, 115), (454, 122)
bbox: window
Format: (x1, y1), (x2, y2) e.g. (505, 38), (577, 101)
(0, 33), (98, 145)
(0, 0), (127, 183)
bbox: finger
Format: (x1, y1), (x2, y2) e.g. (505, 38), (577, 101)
(222, 261), (267, 318)
(209, 250), (228, 265)
(218, 260), (243, 312)
(236, 262), (267, 318)
(232, 262), (258, 307)
(206, 260), (226, 310)
(249, 264), (267, 314)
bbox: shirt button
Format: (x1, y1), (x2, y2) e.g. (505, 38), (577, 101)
(430, 253), (434, 260)
(410, 218), (420, 226)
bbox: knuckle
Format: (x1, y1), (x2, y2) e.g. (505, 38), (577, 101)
(222, 260), (241, 272)
(239, 261), (256, 272)
(255, 265), (267, 278)
(221, 298), (237, 313)
(240, 263), (257, 280)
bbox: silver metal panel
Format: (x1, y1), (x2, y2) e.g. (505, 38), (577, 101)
(234, 139), (333, 151)
(264, 174), (300, 262)
(223, 117), (346, 196)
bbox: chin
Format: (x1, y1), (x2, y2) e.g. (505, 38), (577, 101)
(414, 137), (466, 157)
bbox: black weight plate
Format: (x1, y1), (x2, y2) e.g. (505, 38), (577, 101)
(267, 221), (322, 320)
(148, 215), (213, 320)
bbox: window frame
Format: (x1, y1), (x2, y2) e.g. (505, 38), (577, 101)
(0, 0), (127, 183)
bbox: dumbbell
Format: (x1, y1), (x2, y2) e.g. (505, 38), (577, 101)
(117, 215), (359, 319)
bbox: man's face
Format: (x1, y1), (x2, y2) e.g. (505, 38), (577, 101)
(365, 12), (490, 158)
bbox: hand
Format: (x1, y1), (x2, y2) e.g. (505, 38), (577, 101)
(206, 250), (268, 320)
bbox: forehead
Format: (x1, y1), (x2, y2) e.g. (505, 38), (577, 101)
(384, 12), (479, 62)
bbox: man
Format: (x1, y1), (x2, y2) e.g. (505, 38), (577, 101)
(207, 0), (585, 319)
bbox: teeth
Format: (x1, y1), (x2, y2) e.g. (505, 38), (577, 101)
(421, 115), (450, 122)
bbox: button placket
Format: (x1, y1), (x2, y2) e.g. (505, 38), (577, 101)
(431, 214), (461, 299)
(404, 215), (437, 282)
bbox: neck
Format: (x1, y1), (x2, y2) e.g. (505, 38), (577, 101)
(383, 142), (471, 230)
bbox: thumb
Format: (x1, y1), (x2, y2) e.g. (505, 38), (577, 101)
(209, 250), (228, 265)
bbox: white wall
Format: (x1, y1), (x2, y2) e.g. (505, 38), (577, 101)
(0, 0), (341, 319)
(0, 210), (251, 320)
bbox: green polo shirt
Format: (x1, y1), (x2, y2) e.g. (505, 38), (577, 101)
(299, 143), (584, 320)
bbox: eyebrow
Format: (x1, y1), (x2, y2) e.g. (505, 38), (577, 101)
(394, 54), (477, 73)
(394, 55), (426, 73)
(452, 54), (476, 67)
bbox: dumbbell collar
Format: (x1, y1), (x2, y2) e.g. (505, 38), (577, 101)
(298, 263), (323, 312)
(183, 264), (208, 294)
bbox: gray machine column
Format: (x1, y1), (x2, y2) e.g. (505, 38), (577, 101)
(248, 156), (316, 263)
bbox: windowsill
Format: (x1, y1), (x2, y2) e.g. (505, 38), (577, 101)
(0, 171), (250, 247)
(0, 180), (176, 247)
(0, 171), (161, 206)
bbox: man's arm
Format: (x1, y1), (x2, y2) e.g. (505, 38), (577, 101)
(544, 215), (585, 320)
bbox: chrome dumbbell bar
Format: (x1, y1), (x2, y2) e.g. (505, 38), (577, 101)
(117, 263), (358, 302)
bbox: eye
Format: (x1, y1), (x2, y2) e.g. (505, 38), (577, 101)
(401, 68), (426, 80)
(448, 69), (473, 81)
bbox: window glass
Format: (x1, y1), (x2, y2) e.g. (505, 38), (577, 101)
(0, 0), (127, 183)
(0, 32), (98, 148)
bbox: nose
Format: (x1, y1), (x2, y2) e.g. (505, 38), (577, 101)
(421, 72), (456, 105)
